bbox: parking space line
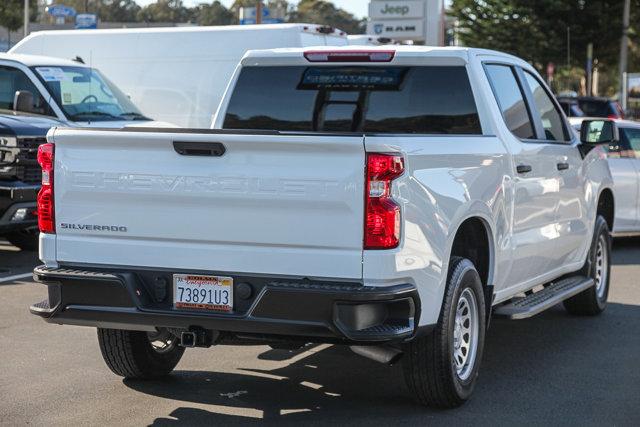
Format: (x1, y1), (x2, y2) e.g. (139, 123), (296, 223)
(0, 272), (33, 283)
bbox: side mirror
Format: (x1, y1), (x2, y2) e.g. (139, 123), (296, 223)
(13, 90), (35, 113)
(580, 119), (619, 145)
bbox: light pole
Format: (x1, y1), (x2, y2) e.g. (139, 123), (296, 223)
(256, 1), (263, 25)
(619, 0), (631, 111)
(586, 43), (593, 96)
(23, 0), (29, 38)
(566, 26), (570, 70)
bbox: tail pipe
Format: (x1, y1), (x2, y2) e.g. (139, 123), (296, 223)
(350, 345), (403, 365)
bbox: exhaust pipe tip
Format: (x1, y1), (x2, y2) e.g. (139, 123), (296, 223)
(350, 345), (403, 365)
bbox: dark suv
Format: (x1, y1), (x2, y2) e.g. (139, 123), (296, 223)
(558, 96), (624, 119)
(0, 111), (63, 250)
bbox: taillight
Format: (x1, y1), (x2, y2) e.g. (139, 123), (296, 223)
(304, 50), (395, 63)
(364, 153), (404, 249)
(37, 143), (55, 233)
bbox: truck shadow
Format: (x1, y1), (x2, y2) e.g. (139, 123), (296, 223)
(612, 237), (640, 265)
(126, 303), (640, 426)
(0, 239), (39, 283)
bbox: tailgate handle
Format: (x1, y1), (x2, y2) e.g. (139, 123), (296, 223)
(173, 141), (226, 157)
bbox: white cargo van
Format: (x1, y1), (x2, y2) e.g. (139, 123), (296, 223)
(11, 24), (349, 128)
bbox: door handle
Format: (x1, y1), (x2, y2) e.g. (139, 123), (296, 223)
(557, 162), (569, 171)
(516, 164), (532, 174)
(173, 141), (226, 157)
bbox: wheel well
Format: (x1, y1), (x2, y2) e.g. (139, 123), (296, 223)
(450, 217), (491, 286)
(597, 189), (614, 231)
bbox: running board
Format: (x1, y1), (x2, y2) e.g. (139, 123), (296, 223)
(494, 276), (595, 320)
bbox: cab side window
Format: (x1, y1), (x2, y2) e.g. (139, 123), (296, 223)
(485, 64), (535, 139)
(621, 128), (640, 158)
(522, 71), (569, 142)
(0, 66), (53, 116)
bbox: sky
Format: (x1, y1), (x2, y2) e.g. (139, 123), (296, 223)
(134, 1), (369, 19)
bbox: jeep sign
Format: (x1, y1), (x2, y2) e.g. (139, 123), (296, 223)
(369, 1), (424, 19)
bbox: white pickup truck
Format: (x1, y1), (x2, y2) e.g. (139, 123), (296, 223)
(31, 46), (616, 408)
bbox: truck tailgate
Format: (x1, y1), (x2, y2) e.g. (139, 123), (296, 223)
(51, 129), (365, 279)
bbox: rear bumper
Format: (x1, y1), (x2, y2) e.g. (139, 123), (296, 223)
(31, 265), (421, 344)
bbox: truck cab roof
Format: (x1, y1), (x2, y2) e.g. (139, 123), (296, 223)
(241, 45), (531, 68)
(0, 52), (86, 68)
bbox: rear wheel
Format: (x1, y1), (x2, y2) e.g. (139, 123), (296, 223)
(563, 215), (611, 315)
(97, 328), (184, 379)
(403, 257), (486, 408)
(4, 228), (39, 251)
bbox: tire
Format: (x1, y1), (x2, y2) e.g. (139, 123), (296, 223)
(97, 328), (184, 379)
(563, 215), (611, 315)
(4, 228), (39, 251)
(403, 257), (487, 408)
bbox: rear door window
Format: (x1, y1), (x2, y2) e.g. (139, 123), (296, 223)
(522, 71), (569, 142)
(223, 66), (481, 134)
(484, 64), (535, 139)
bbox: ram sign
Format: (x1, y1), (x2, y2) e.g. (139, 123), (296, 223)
(367, 19), (425, 39)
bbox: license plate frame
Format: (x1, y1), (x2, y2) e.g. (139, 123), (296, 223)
(173, 274), (233, 312)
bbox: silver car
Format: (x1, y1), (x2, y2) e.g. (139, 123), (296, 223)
(570, 117), (640, 235)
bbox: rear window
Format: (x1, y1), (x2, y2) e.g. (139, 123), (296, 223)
(578, 100), (614, 117)
(223, 66), (481, 134)
(558, 100), (585, 117)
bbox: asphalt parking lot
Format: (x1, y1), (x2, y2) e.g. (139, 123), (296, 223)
(1, 238), (639, 426)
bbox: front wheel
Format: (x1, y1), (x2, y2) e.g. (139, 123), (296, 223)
(97, 328), (184, 379)
(402, 257), (486, 408)
(563, 215), (611, 315)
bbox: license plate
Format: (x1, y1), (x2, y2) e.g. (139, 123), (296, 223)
(173, 274), (233, 312)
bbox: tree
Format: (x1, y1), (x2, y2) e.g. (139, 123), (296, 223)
(0, 0), (38, 46)
(98, 0), (141, 22)
(449, 0), (640, 78)
(0, 1), (26, 36)
(230, 0), (259, 10)
(229, 0), (293, 22)
(289, 0), (365, 34)
(137, 0), (191, 23)
(194, 1), (234, 26)
(60, 0), (141, 22)
(230, 1), (288, 11)
(450, 1), (546, 64)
